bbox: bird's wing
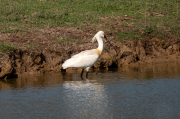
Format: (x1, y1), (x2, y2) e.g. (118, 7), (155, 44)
(62, 49), (99, 69)
(71, 49), (95, 58)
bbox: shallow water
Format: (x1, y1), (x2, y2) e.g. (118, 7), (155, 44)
(0, 62), (180, 119)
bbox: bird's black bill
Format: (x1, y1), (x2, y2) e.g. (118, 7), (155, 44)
(104, 35), (113, 46)
(104, 35), (117, 53)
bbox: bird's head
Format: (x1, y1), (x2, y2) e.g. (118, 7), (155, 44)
(92, 31), (116, 52)
(92, 31), (108, 43)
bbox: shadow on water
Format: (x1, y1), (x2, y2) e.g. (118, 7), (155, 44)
(0, 62), (180, 118)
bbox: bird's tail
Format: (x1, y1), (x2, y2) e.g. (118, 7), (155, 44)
(61, 67), (66, 72)
(62, 58), (73, 69)
(62, 63), (67, 69)
(61, 63), (67, 72)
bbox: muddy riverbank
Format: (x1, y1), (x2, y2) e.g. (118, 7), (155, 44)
(1, 27), (180, 79)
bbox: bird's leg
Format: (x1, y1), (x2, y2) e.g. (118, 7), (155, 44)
(96, 69), (99, 75)
(81, 76), (85, 80)
(86, 72), (88, 78)
(81, 69), (84, 77)
(85, 67), (90, 78)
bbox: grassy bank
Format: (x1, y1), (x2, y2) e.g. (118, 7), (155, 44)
(0, 0), (180, 41)
(0, 41), (17, 57)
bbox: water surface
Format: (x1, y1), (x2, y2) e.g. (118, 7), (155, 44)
(0, 63), (180, 119)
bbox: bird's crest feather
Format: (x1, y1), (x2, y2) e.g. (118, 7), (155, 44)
(92, 35), (97, 43)
(92, 31), (104, 43)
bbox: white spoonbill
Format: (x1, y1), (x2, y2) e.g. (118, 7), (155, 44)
(62, 31), (110, 78)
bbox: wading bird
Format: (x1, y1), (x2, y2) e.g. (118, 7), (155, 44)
(62, 31), (110, 78)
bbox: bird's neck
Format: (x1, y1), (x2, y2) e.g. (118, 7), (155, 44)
(97, 37), (104, 52)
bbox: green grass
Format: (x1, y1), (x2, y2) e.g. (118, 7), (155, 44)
(0, 41), (17, 56)
(27, 43), (37, 49)
(56, 37), (72, 46)
(56, 36), (84, 46)
(0, 0), (179, 39)
(110, 30), (142, 42)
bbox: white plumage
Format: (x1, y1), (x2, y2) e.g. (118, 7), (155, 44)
(62, 50), (99, 69)
(62, 31), (109, 78)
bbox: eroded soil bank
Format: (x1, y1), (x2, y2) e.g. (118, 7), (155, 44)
(1, 27), (180, 79)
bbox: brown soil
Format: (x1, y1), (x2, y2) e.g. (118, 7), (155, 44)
(1, 24), (180, 79)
